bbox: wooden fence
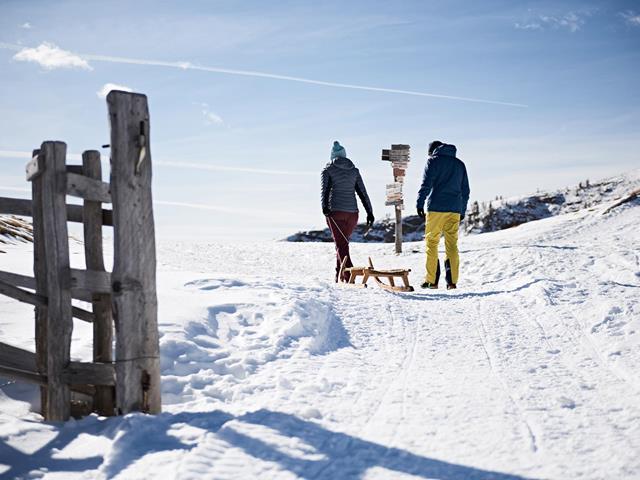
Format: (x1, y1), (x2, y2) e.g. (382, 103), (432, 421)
(0, 91), (161, 421)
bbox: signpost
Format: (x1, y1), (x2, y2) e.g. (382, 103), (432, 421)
(382, 144), (410, 254)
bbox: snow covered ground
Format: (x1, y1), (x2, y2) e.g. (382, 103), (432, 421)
(1, 197), (639, 479)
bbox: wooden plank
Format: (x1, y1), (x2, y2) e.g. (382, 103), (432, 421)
(0, 271), (36, 289)
(0, 197), (32, 217)
(108, 91), (161, 414)
(63, 361), (115, 386)
(66, 165), (83, 175)
(83, 149), (115, 416)
(72, 306), (95, 323)
(0, 365), (46, 385)
(70, 288), (94, 303)
(0, 344), (99, 395)
(0, 279), (46, 306)
(0, 342), (37, 371)
(31, 148), (48, 415)
(66, 172), (112, 204)
(69, 268), (111, 294)
(0, 279), (93, 322)
(0, 366), (101, 395)
(0, 197), (113, 225)
(40, 141), (73, 421)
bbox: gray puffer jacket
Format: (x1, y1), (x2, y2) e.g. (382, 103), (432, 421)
(321, 157), (373, 215)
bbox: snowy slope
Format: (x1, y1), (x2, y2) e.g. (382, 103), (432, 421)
(1, 197), (639, 479)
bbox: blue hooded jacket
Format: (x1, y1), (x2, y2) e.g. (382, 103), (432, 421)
(416, 144), (470, 217)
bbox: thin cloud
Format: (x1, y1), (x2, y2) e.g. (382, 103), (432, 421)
(515, 12), (587, 33)
(97, 82), (133, 98)
(0, 150), (315, 176)
(12, 42), (92, 70)
(21, 22), (32, 29)
(155, 200), (299, 218)
(155, 160), (316, 176)
(0, 186), (30, 193)
(0, 150), (82, 161)
(198, 103), (224, 126)
(0, 42), (526, 107)
(620, 11), (640, 27)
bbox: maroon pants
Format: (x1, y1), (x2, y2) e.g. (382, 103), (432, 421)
(326, 211), (359, 281)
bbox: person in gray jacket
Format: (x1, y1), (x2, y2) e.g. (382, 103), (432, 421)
(321, 141), (374, 282)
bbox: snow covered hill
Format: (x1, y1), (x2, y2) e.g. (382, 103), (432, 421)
(286, 169), (640, 242)
(1, 193), (639, 479)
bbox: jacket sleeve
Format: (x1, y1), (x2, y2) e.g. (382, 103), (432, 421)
(321, 167), (332, 211)
(416, 159), (434, 210)
(355, 171), (373, 216)
(460, 165), (470, 217)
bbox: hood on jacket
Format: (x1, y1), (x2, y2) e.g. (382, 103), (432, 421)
(433, 144), (457, 158)
(331, 157), (355, 170)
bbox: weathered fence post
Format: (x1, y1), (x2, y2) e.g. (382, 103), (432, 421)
(29, 148), (48, 416)
(82, 150), (115, 416)
(107, 91), (161, 414)
(40, 141), (73, 421)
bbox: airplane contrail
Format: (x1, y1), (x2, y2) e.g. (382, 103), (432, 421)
(0, 42), (528, 108)
(155, 200), (300, 218)
(0, 182), (301, 218)
(154, 160), (316, 176)
(0, 150), (316, 176)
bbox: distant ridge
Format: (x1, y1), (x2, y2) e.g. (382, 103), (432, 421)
(285, 169), (640, 243)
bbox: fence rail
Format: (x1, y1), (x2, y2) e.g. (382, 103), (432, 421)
(0, 90), (160, 421)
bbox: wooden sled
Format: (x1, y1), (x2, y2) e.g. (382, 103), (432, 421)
(338, 256), (414, 293)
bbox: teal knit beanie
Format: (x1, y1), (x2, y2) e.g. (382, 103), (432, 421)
(331, 141), (347, 160)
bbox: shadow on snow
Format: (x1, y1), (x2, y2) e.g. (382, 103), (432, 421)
(2, 409), (532, 480)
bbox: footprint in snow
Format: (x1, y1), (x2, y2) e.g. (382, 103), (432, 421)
(559, 396), (577, 409)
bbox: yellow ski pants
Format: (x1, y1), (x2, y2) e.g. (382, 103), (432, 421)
(424, 211), (460, 285)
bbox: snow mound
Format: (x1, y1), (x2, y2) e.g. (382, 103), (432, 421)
(159, 278), (350, 407)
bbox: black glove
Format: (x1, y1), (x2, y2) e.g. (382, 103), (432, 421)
(366, 213), (375, 227)
(460, 213), (465, 221)
(323, 207), (331, 216)
(417, 208), (425, 219)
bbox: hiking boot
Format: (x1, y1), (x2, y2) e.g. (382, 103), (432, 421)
(421, 282), (438, 289)
(446, 283), (457, 290)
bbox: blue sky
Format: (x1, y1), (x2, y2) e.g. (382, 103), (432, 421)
(1, 0), (639, 240)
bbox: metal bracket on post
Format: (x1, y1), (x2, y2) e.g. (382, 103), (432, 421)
(136, 120), (147, 175)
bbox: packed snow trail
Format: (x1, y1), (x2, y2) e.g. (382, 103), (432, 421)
(1, 200), (639, 479)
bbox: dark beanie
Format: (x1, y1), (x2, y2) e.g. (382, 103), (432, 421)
(428, 140), (444, 155)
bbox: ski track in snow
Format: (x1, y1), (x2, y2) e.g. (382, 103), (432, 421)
(1, 199), (639, 479)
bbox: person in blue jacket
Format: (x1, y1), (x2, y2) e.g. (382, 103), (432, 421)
(416, 141), (470, 289)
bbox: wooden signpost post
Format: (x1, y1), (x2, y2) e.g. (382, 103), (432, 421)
(382, 145), (410, 254)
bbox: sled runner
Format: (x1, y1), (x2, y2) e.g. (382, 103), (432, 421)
(338, 257), (414, 293)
